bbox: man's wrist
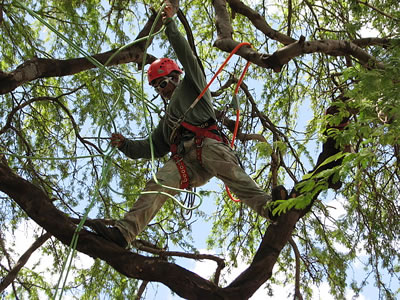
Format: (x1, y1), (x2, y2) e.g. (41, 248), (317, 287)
(118, 139), (126, 149)
(163, 17), (173, 25)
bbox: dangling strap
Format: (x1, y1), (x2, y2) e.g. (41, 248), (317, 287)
(171, 153), (190, 189)
(194, 136), (204, 165)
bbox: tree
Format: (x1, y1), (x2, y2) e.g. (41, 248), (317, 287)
(1, 0), (399, 299)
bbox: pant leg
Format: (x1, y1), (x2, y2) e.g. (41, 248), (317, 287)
(199, 138), (271, 217)
(115, 159), (182, 244)
(115, 140), (214, 244)
(115, 137), (270, 244)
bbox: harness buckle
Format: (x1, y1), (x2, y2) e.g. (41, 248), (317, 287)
(195, 136), (204, 148)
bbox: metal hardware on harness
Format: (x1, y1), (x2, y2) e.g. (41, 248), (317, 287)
(195, 137), (204, 165)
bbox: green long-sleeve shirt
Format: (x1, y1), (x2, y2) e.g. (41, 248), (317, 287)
(119, 19), (216, 159)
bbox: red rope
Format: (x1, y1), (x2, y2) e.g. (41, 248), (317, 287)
(226, 60), (251, 202)
(192, 42), (252, 202)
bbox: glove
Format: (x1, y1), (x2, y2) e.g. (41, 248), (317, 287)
(162, 1), (175, 23)
(111, 133), (125, 148)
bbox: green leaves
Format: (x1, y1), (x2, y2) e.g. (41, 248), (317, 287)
(1, 0), (400, 298)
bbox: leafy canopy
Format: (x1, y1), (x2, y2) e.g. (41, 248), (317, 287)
(0, 0), (399, 299)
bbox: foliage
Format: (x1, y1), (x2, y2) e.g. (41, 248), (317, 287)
(1, 0), (399, 299)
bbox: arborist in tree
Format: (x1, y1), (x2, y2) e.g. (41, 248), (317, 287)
(92, 2), (285, 248)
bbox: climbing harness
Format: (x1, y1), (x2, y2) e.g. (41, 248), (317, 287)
(170, 120), (226, 190)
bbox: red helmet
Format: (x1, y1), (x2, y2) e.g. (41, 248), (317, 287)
(147, 58), (182, 84)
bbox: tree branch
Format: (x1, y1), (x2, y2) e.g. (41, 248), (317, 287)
(226, 0), (296, 45)
(289, 237), (304, 300)
(214, 0), (385, 72)
(0, 90), (102, 154)
(0, 10), (163, 95)
(0, 99), (351, 298)
(0, 232), (52, 292)
(0, 155), (249, 299)
(356, 0), (399, 20)
(135, 280), (149, 300)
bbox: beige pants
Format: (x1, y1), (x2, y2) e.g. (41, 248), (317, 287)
(116, 138), (271, 244)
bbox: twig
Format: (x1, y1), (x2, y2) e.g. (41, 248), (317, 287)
(177, 8), (206, 77)
(132, 240), (226, 285)
(135, 280), (149, 300)
(288, 237), (303, 300)
(0, 232), (52, 292)
(356, 0), (399, 20)
(287, 0), (293, 36)
(134, 241), (225, 264)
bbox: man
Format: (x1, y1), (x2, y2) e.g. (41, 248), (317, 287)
(92, 3), (277, 248)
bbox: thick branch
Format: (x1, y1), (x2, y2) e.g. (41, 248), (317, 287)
(0, 101), (350, 299)
(213, 0), (234, 40)
(213, 0), (385, 71)
(0, 155), (249, 299)
(263, 38), (385, 71)
(224, 107), (350, 298)
(226, 210), (300, 298)
(0, 11), (163, 95)
(352, 37), (399, 48)
(226, 0), (295, 45)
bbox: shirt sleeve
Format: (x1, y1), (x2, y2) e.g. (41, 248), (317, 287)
(165, 20), (206, 93)
(118, 120), (170, 159)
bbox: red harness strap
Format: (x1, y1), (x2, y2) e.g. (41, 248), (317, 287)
(171, 121), (223, 189)
(181, 121), (223, 166)
(180, 122), (222, 142)
(171, 153), (190, 189)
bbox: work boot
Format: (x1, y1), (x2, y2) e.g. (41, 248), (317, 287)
(272, 185), (288, 202)
(91, 220), (128, 248)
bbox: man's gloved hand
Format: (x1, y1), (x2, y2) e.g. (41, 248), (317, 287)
(162, 1), (175, 22)
(111, 133), (125, 148)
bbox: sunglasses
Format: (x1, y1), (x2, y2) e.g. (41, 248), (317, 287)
(153, 78), (171, 92)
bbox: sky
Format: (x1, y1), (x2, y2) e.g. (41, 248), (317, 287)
(0, 1), (392, 299)
(1, 196), (374, 299)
